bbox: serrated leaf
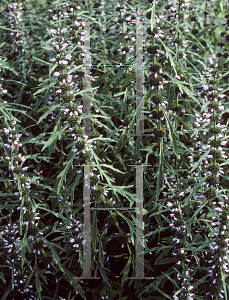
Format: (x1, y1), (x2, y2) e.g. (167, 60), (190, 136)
(108, 68), (127, 87)
(41, 125), (68, 152)
(35, 272), (42, 295)
(45, 240), (64, 272)
(57, 152), (77, 195)
(0, 59), (19, 76)
(49, 63), (58, 76)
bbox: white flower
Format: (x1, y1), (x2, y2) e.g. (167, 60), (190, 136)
(59, 60), (68, 65)
(50, 29), (57, 35)
(66, 75), (73, 83)
(56, 89), (62, 95)
(61, 28), (67, 34)
(53, 72), (60, 77)
(65, 54), (72, 60)
(3, 128), (10, 134)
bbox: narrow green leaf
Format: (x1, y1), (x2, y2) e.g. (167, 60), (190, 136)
(98, 238), (104, 267)
(221, 270), (228, 300)
(155, 138), (164, 201)
(189, 149), (211, 174)
(32, 55), (51, 65)
(161, 106), (178, 158)
(1, 283), (11, 300)
(91, 210), (98, 251)
(33, 81), (56, 96)
(120, 256), (131, 288)
(151, 0), (156, 29)
(184, 176), (210, 210)
(0, 272), (6, 284)
(37, 104), (61, 124)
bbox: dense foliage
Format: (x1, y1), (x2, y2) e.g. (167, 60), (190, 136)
(0, 0), (229, 299)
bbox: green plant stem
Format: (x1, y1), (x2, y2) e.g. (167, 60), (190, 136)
(100, 196), (135, 257)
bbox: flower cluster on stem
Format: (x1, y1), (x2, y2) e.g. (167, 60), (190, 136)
(0, 118), (47, 297)
(192, 54), (229, 299)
